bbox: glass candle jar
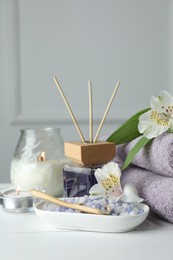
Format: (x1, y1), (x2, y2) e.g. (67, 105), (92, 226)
(10, 127), (66, 197)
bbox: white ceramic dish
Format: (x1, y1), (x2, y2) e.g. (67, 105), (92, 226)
(34, 201), (149, 233)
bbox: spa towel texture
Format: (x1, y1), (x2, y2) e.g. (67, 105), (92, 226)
(116, 132), (173, 177)
(115, 132), (173, 223)
(121, 166), (173, 223)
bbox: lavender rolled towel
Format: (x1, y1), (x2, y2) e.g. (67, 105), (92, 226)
(116, 132), (173, 177)
(121, 166), (173, 223)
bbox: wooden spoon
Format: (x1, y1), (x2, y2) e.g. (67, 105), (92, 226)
(31, 189), (105, 215)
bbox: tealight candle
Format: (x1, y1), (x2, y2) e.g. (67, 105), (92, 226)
(0, 188), (33, 213)
(5, 188), (30, 198)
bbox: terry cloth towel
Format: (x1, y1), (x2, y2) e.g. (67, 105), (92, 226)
(121, 166), (173, 223)
(116, 132), (173, 177)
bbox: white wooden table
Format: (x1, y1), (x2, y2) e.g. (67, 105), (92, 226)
(0, 184), (173, 260)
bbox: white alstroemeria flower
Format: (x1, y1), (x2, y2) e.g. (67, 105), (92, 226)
(89, 162), (143, 202)
(138, 110), (171, 139)
(89, 162), (123, 198)
(138, 91), (173, 139)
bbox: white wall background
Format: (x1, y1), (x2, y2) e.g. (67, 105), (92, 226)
(0, 0), (172, 182)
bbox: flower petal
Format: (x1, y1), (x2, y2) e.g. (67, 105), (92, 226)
(104, 162), (121, 178)
(151, 91), (173, 114)
(94, 168), (105, 184)
(158, 91), (173, 105)
(89, 183), (105, 195)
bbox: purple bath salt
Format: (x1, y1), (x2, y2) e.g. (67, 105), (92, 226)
(43, 196), (144, 216)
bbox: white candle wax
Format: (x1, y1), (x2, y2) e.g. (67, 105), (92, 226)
(4, 190), (31, 198)
(10, 159), (64, 196)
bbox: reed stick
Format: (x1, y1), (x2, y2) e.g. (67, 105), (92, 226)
(53, 77), (85, 143)
(31, 189), (103, 215)
(93, 81), (120, 143)
(88, 81), (93, 143)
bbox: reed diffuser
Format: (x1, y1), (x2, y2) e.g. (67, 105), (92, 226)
(53, 77), (119, 166)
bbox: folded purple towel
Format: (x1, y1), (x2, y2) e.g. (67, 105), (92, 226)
(121, 166), (173, 223)
(116, 132), (173, 177)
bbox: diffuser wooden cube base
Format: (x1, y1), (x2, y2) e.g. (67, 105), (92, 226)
(64, 141), (116, 166)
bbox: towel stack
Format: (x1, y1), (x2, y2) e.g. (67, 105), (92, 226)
(116, 132), (173, 223)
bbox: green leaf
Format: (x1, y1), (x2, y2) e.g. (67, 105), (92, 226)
(107, 108), (150, 145)
(121, 136), (152, 170)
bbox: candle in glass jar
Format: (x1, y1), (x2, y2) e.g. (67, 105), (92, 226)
(10, 158), (64, 197)
(10, 128), (66, 197)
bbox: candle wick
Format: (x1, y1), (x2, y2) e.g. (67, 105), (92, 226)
(38, 151), (46, 161)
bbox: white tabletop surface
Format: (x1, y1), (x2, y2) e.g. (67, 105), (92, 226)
(0, 184), (173, 260)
